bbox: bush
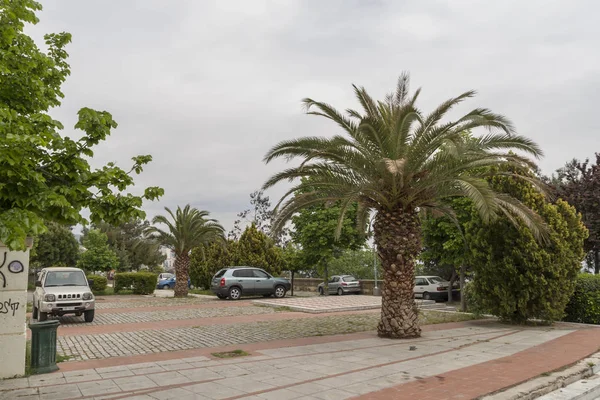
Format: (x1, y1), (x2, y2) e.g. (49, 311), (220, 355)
(564, 274), (600, 324)
(114, 272), (157, 295)
(86, 274), (108, 293)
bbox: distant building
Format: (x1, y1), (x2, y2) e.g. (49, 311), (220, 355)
(160, 246), (176, 272)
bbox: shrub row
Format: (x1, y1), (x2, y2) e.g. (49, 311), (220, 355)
(114, 272), (157, 295)
(563, 274), (600, 325)
(86, 274), (108, 294)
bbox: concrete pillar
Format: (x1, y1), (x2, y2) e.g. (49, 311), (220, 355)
(0, 241), (31, 379)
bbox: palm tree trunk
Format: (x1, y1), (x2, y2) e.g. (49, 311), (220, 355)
(174, 253), (190, 297)
(374, 209), (421, 339)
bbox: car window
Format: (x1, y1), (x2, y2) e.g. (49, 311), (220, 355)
(232, 269), (253, 278)
(415, 278), (428, 286)
(427, 277), (445, 284)
(44, 271), (87, 287)
(213, 269), (227, 278)
(342, 276), (357, 282)
(253, 270), (270, 278)
(333, 277), (340, 282)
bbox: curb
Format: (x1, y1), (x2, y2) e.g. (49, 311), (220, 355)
(481, 352), (600, 400)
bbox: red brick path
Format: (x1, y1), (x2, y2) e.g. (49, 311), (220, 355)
(356, 327), (600, 400)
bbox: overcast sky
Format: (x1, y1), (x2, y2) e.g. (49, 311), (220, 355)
(28, 0), (600, 232)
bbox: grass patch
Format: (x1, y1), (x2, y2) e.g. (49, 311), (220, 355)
(211, 349), (249, 359)
(25, 340), (31, 376)
(419, 310), (483, 325)
(56, 354), (72, 363)
(27, 303), (32, 313)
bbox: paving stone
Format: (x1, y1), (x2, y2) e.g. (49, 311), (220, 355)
(257, 388), (304, 400)
(187, 382), (245, 399)
(146, 371), (192, 386)
(0, 387), (39, 400)
(77, 380), (120, 397)
(113, 375), (157, 391)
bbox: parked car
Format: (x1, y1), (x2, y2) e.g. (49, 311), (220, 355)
(156, 275), (190, 290)
(210, 267), (291, 300)
(158, 272), (174, 281)
(317, 275), (362, 295)
(413, 276), (459, 301)
(32, 267), (95, 322)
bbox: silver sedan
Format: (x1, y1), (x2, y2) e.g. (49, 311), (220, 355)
(318, 275), (362, 295)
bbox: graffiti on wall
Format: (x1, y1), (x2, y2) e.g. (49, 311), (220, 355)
(0, 298), (20, 317)
(0, 252), (5, 288)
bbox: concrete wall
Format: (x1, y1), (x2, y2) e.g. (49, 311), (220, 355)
(0, 242), (30, 379)
(292, 278), (385, 295)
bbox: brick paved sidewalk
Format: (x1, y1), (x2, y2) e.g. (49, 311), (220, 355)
(3, 321), (599, 400)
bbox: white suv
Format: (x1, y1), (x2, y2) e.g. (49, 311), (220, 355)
(33, 267), (95, 322)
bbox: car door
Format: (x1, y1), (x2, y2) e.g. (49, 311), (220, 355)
(328, 276), (340, 294)
(252, 269), (273, 294)
(34, 270), (46, 306)
(231, 269), (255, 294)
(414, 277), (428, 298)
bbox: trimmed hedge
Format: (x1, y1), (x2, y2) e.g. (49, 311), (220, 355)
(564, 274), (600, 324)
(86, 274), (108, 294)
(114, 272), (157, 295)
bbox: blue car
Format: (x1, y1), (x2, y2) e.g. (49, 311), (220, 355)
(157, 275), (191, 290)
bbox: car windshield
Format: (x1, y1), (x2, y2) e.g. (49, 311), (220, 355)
(342, 276), (358, 282)
(44, 271), (87, 287)
(427, 277), (446, 284)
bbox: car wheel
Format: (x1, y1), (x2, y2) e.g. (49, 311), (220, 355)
(84, 310), (95, 323)
(39, 311), (48, 322)
(274, 285), (286, 299)
(32, 304), (38, 320)
(318, 287), (324, 295)
(423, 292), (431, 300)
(337, 288), (344, 296)
(229, 286), (242, 300)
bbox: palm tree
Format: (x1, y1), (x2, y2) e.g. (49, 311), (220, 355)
(146, 205), (224, 297)
(263, 73), (547, 338)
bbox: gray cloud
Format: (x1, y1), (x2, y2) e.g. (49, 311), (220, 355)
(27, 0), (600, 231)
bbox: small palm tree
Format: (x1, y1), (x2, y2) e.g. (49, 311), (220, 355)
(146, 205), (224, 297)
(263, 73), (547, 338)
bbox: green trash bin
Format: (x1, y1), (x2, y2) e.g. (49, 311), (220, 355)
(29, 320), (60, 374)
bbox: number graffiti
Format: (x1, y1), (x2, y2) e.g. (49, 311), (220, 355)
(0, 298), (20, 317)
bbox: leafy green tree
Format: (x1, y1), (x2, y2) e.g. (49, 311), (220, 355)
(420, 197), (474, 305)
(0, 0), (163, 250)
(146, 205), (224, 297)
(77, 230), (119, 273)
(93, 220), (165, 271)
(290, 179), (365, 285)
(468, 171), (588, 323)
(30, 222), (80, 269)
(264, 73), (546, 338)
(551, 154), (600, 273)
(327, 248), (382, 280)
(233, 224), (282, 275)
(190, 241), (234, 289)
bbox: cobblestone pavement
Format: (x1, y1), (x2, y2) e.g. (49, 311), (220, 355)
(4, 323), (597, 400)
(253, 295), (447, 313)
(58, 313), (382, 361)
(56, 306), (278, 326)
(94, 297), (214, 310)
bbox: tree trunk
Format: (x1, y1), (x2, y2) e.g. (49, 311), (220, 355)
(460, 264), (467, 312)
(291, 271), (295, 296)
(174, 253), (190, 297)
(595, 249), (599, 275)
(374, 209), (421, 339)
(448, 270), (457, 303)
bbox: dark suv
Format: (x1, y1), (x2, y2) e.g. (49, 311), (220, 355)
(211, 267), (291, 300)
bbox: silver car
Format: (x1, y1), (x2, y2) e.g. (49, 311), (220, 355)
(211, 267), (291, 300)
(32, 267), (95, 322)
(318, 275), (362, 295)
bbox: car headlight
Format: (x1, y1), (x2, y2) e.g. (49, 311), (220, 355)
(44, 294), (56, 302)
(82, 292), (93, 300)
